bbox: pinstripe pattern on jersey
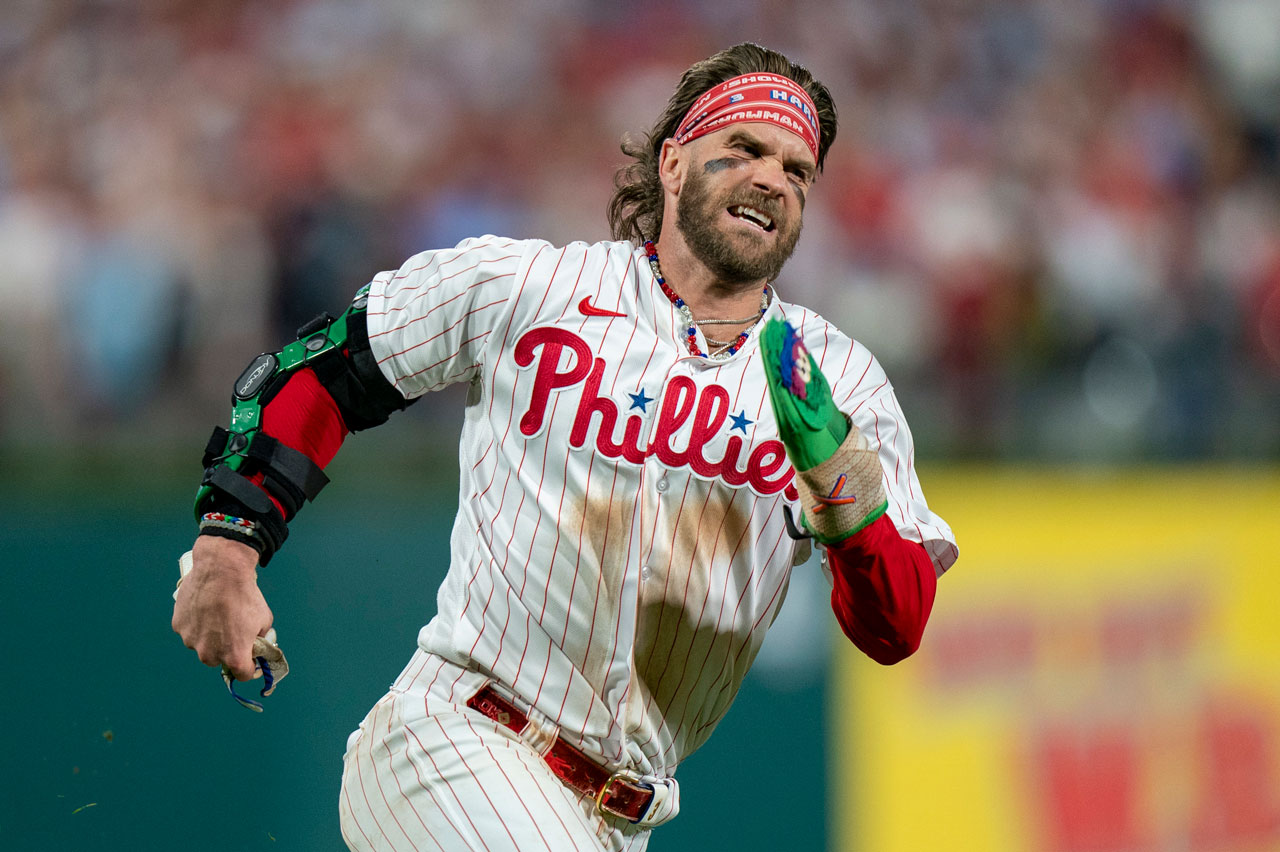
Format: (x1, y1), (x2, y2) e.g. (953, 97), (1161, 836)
(364, 236), (957, 782)
(341, 654), (652, 852)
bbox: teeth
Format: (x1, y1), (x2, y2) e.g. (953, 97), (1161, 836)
(731, 205), (773, 229)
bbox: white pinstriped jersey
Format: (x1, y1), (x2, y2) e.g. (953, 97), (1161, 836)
(365, 235), (957, 779)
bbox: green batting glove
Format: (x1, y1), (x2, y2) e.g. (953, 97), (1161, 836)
(760, 318), (849, 470)
(760, 318), (888, 543)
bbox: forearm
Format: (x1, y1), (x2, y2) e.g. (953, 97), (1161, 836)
(177, 308), (386, 682)
(195, 295), (411, 562)
(762, 317), (943, 662)
(826, 514), (937, 665)
(249, 367), (349, 517)
(197, 366), (348, 555)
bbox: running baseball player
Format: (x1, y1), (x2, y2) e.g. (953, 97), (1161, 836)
(172, 42), (957, 851)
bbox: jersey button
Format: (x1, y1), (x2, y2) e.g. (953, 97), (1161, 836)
(655, 477), (669, 493)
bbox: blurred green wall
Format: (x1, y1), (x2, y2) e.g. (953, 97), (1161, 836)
(0, 437), (826, 852)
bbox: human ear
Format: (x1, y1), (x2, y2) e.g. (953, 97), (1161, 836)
(658, 139), (685, 195)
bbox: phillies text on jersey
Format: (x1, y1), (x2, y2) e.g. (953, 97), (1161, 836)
(365, 235), (957, 778)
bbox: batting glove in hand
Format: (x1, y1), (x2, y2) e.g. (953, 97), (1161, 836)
(175, 550), (289, 712)
(760, 319), (888, 544)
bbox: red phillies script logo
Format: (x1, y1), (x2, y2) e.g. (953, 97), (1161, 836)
(514, 327), (799, 500)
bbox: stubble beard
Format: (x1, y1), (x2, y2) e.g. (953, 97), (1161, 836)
(674, 167), (803, 287)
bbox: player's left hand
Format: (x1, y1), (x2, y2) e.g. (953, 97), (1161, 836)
(760, 318), (888, 543)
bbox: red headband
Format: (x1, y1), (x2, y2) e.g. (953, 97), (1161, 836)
(674, 73), (821, 163)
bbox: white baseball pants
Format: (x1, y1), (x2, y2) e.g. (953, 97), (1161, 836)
(339, 652), (651, 852)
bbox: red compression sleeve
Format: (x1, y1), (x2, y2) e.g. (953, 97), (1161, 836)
(251, 367), (349, 519)
(826, 513), (938, 665)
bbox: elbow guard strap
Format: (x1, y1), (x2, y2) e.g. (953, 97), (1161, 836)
(194, 285), (406, 563)
(200, 429), (330, 518)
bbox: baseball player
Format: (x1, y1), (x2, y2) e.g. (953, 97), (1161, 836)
(172, 42), (957, 851)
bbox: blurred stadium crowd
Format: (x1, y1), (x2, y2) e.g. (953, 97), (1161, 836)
(1, 0), (1277, 461)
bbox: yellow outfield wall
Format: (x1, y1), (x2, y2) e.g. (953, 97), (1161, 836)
(833, 468), (1280, 852)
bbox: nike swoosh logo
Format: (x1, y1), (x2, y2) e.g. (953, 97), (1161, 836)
(578, 296), (627, 318)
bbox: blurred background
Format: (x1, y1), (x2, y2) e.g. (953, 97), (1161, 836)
(1, 0), (1277, 850)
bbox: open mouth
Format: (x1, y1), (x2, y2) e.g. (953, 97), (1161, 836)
(727, 204), (776, 232)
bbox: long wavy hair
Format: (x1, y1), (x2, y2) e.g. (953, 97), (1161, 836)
(607, 43), (838, 244)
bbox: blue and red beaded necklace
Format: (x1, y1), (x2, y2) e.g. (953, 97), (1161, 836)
(643, 240), (770, 359)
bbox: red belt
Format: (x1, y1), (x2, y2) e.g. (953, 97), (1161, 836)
(466, 684), (654, 822)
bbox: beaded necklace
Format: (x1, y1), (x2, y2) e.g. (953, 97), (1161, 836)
(643, 240), (770, 358)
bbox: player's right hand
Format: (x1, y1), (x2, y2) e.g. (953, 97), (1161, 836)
(172, 535), (273, 682)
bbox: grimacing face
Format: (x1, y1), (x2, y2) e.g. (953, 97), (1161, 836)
(673, 126), (809, 286)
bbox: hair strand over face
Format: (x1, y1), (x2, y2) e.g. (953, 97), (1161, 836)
(607, 43), (837, 244)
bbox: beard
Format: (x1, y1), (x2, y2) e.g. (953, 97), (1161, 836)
(674, 165), (803, 286)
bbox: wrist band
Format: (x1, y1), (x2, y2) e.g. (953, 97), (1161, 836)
(199, 512), (259, 535)
(198, 512), (263, 548)
(200, 512), (255, 528)
(194, 502), (286, 565)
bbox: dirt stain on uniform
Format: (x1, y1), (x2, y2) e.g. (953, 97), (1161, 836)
(573, 466), (639, 690)
(632, 481), (756, 757)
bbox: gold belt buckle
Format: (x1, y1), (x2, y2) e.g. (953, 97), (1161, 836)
(595, 768), (645, 819)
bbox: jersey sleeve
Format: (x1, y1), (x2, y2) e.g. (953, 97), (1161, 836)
(366, 235), (542, 399)
(823, 514), (938, 664)
(815, 325), (959, 578)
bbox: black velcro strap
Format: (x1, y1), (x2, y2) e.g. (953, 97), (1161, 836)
(245, 433), (330, 504)
(311, 310), (413, 432)
(203, 426), (232, 469)
(251, 509), (289, 562)
(197, 511), (289, 567)
(297, 312), (335, 340)
(197, 466), (291, 566)
(198, 525), (266, 558)
(202, 425), (255, 469)
(203, 465), (277, 517)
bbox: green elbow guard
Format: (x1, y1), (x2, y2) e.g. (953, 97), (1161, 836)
(194, 288), (379, 561)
